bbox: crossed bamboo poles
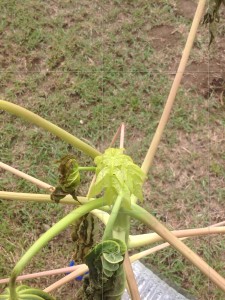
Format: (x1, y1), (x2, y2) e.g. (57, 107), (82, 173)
(1, 121), (225, 294)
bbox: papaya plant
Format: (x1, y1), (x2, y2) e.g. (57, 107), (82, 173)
(0, 0), (225, 299)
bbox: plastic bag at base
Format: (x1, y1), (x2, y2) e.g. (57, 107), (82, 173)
(122, 261), (190, 300)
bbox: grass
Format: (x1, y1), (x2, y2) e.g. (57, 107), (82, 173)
(0, 0), (225, 299)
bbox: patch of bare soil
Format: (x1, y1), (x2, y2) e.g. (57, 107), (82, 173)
(168, 41), (225, 102)
(146, 4), (225, 102)
(174, 0), (197, 19)
(148, 25), (181, 50)
(162, 1), (225, 101)
(182, 62), (225, 99)
(182, 57), (225, 99)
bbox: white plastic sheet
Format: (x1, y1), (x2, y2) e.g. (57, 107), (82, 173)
(122, 261), (189, 300)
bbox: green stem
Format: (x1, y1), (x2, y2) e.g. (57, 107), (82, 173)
(78, 166), (96, 172)
(102, 194), (123, 241)
(9, 198), (107, 298)
(0, 100), (101, 159)
(113, 207), (130, 244)
(111, 208), (139, 299)
(127, 203), (225, 293)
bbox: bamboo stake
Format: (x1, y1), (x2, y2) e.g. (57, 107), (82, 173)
(131, 221), (225, 261)
(119, 123), (125, 149)
(109, 123), (125, 147)
(44, 265), (88, 293)
(2, 191), (225, 247)
(0, 265), (83, 284)
(130, 204), (225, 293)
(123, 252), (140, 300)
(130, 239), (186, 262)
(118, 123), (140, 300)
(141, 0), (207, 174)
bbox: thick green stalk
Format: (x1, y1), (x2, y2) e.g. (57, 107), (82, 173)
(0, 100), (101, 158)
(128, 204), (225, 293)
(9, 198), (107, 298)
(112, 209), (141, 300)
(112, 209), (130, 244)
(103, 194), (123, 241)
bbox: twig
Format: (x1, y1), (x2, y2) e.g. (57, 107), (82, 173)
(141, 0), (207, 174)
(0, 162), (54, 192)
(123, 252), (140, 300)
(109, 123), (125, 148)
(119, 123), (125, 149)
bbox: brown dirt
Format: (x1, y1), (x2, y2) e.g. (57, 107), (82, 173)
(148, 25), (181, 51)
(182, 62), (225, 98)
(175, 0), (197, 19)
(146, 0), (225, 101)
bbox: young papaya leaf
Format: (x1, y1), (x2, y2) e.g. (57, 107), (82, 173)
(51, 154), (81, 203)
(58, 155), (80, 191)
(89, 148), (145, 208)
(77, 239), (126, 299)
(103, 252), (124, 264)
(103, 186), (118, 206)
(87, 168), (111, 198)
(50, 186), (67, 203)
(85, 239), (126, 281)
(101, 256), (120, 271)
(102, 268), (114, 278)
